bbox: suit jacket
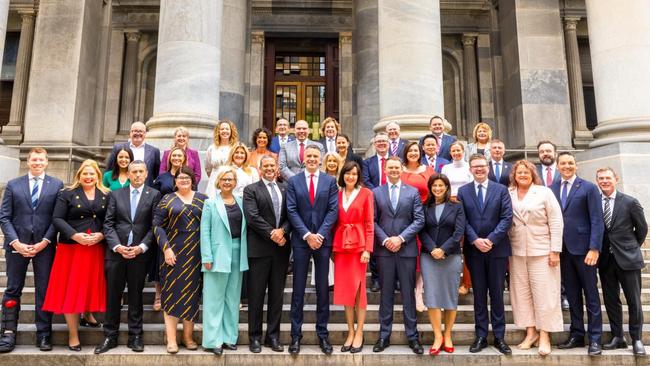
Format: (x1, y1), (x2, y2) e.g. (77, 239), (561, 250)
(599, 191), (648, 271)
(279, 139), (325, 180)
(344, 150), (364, 170)
(333, 187), (374, 253)
(0, 174), (63, 250)
(420, 155), (450, 173)
(106, 142), (160, 187)
(457, 181), (513, 258)
(464, 141), (492, 162)
(388, 138), (407, 160)
(103, 185), (161, 261)
(318, 136), (339, 154)
(372, 183), (425, 257)
(243, 179), (291, 258)
(286, 172), (338, 248)
(159, 148), (202, 183)
(200, 195), (249, 272)
(488, 160), (512, 186)
(269, 134), (295, 154)
(508, 185), (563, 257)
(53, 187), (109, 244)
(362, 155), (387, 189)
(419, 201), (465, 255)
(536, 164), (561, 188)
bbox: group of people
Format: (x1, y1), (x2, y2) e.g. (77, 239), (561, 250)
(0, 115), (646, 358)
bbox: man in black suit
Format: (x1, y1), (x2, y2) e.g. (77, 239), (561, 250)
(487, 139), (512, 186)
(105, 121), (160, 187)
(0, 148), (63, 352)
(95, 160), (161, 354)
(536, 140), (561, 188)
(596, 167), (648, 355)
(243, 156), (291, 353)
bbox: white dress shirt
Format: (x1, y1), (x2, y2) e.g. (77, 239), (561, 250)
(560, 175), (577, 195)
(129, 142), (146, 162)
(601, 189), (617, 213)
(382, 180), (405, 245)
(262, 178), (283, 208)
(474, 179), (489, 197)
(541, 163), (557, 187)
(28, 172), (45, 199)
(375, 153), (389, 176)
(302, 170), (323, 240)
(113, 185), (149, 253)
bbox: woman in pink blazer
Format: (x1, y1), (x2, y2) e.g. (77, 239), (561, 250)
(160, 126), (202, 183)
(508, 160), (564, 356)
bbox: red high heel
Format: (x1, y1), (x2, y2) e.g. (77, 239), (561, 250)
(429, 336), (443, 355)
(443, 336), (454, 353)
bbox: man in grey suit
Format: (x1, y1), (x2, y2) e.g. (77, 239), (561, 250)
(279, 119), (324, 180)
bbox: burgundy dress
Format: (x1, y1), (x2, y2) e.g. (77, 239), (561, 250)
(400, 166), (434, 272)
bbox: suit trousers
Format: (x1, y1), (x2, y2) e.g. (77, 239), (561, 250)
(561, 252), (602, 342)
(103, 256), (148, 339)
(600, 257), (643, 340)
(247, 251), (290, 341)
(202, 243), (243, 348)
(377, 255), (418, 341)
(290, 244), (331, 339)
(466, 255), (508, 339)
(3, 245), (54, 337)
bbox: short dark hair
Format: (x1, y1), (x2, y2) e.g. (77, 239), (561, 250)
(421, 134), (437, 145)
(338, 161), (362, 189)
(429, 115), (444, 125)
(468, 153), (488, 166)
(425, 173), (452, 206)
(401, 141), (422, 165)
(537, 140), (557, 152)
(304, 144), (322, 155)
(557, 151), (575, 161)
(174, 165), (196, 190)
(251, 127), (273, 149)
(110, 147), (134, 179)
(337, 133), (351, 145)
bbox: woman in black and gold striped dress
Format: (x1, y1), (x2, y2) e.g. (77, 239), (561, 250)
(153, 166), (207, 353)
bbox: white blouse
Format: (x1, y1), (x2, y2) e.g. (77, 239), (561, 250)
(441, 160), (473, 196)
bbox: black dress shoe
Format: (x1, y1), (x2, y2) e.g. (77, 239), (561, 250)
(494, 338), (512, 355)
(68, 344), (82, 352)
(588, 341), (602, 356)
(603, 336), (627, 350)
(561, 298), (570, 310)
(370, 280), (380, 292)
(373, 338), (390, 352)
(127, 335), (144, 352)
(288, 336), (301, 355)
(222, 343), (237, 350)
(469, 337), (488, 353)
(94, 337), (118, 354)
(37, 336), (52, 352)
(212, 346), (223, 355)
(557, 336), (585, 349)
(319, 337), (333, 355)
(0, 332), (16, 353)
(249, 338), (262, 353)
(408, 339), (424, 354)
(633, 340), (646, 356)
(264, 338), (283, 352)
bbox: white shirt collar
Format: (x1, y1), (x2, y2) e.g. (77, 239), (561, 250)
(602, 190), (617, 200)
(376, 153), (389, 160)
(492, 159), (504, 165)
(474, 180), (489, 189)
(562, 175), (577, 185)
(129, 184), (143, 194)
(262, 178), (276, 186)
(388, 180), (401, 189)
(306, 170), (320, 178)
(28, 172), (45, 181)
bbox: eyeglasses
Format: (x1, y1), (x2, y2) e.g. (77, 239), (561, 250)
(471, 165), (488, 169)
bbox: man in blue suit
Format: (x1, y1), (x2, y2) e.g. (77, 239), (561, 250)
(268, 118), (295, 154)
(419, 116), (457, 161)
(372, 157), (425, 354)
(552, 152), (605, 356)
(0, 148), (63, 353)
(537, 140), (561, 188)
(286, 145), (338, 355)
(457, 154), (513, 355)
(105, 121), (160, 187)
(487, 139), (512, 186)
(385, 122), (407, 159)
(420, 134), (450, 173)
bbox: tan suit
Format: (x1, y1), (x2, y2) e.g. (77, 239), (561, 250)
(508, 184), (564, 332)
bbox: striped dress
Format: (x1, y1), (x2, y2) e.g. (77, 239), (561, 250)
(153, 192), (207, 322)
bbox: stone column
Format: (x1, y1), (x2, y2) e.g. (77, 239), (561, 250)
(374, 0), (444, 140)
(563, 16), (591, 148)
(0, 0), (9, 71)
(339, 32), (353, 140)
(2, 10), (36, 145)
(246, 31), (264, 132)
(354, 0), (380, 148)
(219, 0), (247, 135)
(147, 0), (223, 150)
(462, 33), (480, 127)
(118, 31), (140, 133)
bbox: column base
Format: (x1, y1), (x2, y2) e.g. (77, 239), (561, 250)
(1, 125), (24, 145)
(572, 129), (593, 149)
(374, 114), (439, 141)
(146, 112), (219, 150)
(589, 117), (650, 148)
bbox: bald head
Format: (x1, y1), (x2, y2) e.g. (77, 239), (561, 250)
(130, 122), (147, 147)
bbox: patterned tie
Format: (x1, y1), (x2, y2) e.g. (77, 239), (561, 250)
(561, 181), (569, 209)
(309, 174), (315, 205)
(495, 162), (501, 181)
(435, 135), (441, 154)
(31, 177), (39, 209)
(380, 158), (387, 185)
(390, 184), (398, 211)
(128, 189), (139, 246)
(328, 138), (335, 153)
(603, 197), (612, 229)
(299, 142), (305, 163)
(390, 140), (398, 156)
(546, 167), (553, 187)
(269, 182), (281, 227)
(477, 184), (484, 211)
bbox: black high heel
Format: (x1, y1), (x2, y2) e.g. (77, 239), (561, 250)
(68, 344), (82, 352)
(80, 317), (102, 328)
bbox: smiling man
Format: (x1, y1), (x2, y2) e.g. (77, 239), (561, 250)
(105, 122), (160, 187)
(279, 119), (324, 180)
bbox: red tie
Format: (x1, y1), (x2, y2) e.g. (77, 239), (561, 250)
(546, 167), (552, 187)
(309, 174), (315, 205)
(380, 158), (387, 185)
(299, 142), (305, 163)
(435, 135), (441, 154)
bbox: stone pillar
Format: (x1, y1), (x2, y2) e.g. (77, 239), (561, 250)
(246, 31), (264, 132)
(219, 0), (247, 135)
(2, 10), (36, 145)
(462, 33), (480, 127)
(0, 0), (9, 71)
(563, 16), (591, 148)
(354, 0), (380, 148)
(147, 0), (223, 150)
(118, 31), (140, 133)
(374, 0), (444, 140)
(339, 32), (354, 141)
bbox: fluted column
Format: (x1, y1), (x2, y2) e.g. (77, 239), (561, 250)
(563, 16), (591, 148)
(219, 0), (248, 134)
(462, 33), (480, 128)
(147, 0), (223, 149)
(2, 11), (36, 144)
(246, 31), (264, 132)
(0, 0), (8, 72)
(118, 31), (140, 133)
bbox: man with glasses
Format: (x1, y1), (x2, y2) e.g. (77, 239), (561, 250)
(105, 121), (160, 187)
(269, 118), (295, 154)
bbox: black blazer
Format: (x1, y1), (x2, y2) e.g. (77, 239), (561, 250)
(599, 191), (648, 271)
(419, 201), (466, 255)
(103, 185), (161, 262)
(243, 180), (291, 258)
(488, 160), (512, 187)
(53, 187), (109, 244)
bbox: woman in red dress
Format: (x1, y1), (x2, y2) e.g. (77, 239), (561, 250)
(43, 159), (108, 351)
(332, 161), (374, 353)
(400, 141), (435, 312)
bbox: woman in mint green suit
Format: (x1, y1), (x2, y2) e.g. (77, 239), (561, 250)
(200, 166), (248, 355)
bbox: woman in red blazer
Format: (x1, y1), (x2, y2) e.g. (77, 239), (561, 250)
(332, 161), (374, 353)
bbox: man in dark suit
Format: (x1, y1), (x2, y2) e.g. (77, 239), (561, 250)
(95, 160), (161, 354)
(420, 134), (449, 173)
(286, 145), (338, 355)
(536, 140), (561, 188)
(596, 167), (648, 355)
(317, 117), (340, 154)
(385, 121), (407, 159)
(419, 115), (457, 161)
(279, 119), (324, 180)
(551, 152), (604, 356)
(105, 121), (160, 187)
(0, 148), (63, 353)
(243, 156), (291, 353)
(372, 157), (425, 354)
(487, 139), (512, 186)
(457, 154), (513, 355)
(269, 118), (295, 154)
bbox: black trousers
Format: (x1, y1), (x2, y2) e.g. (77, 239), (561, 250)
(2, 245), (54, 338)
(103, 258), (148, 339)
(465, 255), (508, 339)
(377, 255), (417, 341)
(561, 252), (602, 342)
(247, 251), (290, 341)
(600, 258), (643, 340)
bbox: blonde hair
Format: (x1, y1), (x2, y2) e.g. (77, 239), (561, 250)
(166, 146), (187, 172)
(171, 126), (190, 148)
(213, 119), (239, 147)
(321, 152), (344, 177)
(67, 159), (109, 193)
(472, 122), (493, 143)
(215, 166), (238, 190)
(319, 117), (341, 136)
(226, 142), (253, 175)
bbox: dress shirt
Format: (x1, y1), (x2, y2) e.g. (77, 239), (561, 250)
(302, 170), (324, 241)
(279, 135), (288, 148)
(375, 153), (389, 175)
(262, 178), (283, 208)
(492, 159), (504, 179)
(382, 180), (405, 246)
(326, 137), (336, 153)
(28, 172), (45, 200)
(342, 187), (360, 211)
(560, 175), (577, 195)
(425, 154), (438, 167)
(474, 179), (489, 197)
(541, 163), (557, 187)
(601, 190), (617, 213)
(129, 141), (146, 162)
(113, 184), (149, 253)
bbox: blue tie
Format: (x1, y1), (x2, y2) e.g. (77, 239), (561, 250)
(390, 184), (398, 211)
(128, 189), (139, 245)
(31, 177), (39, 209)
(561, 181), (569, 209)
(495, 162), (501, 181)
(477, 184), (484, 211)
